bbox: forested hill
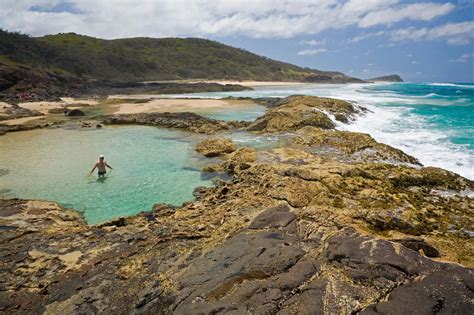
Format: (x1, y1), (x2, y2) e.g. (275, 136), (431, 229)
(0, 30), (362, 83)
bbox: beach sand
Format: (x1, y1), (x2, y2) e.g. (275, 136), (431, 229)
(1, 97), (256, 127)
(19, 98), (99, 114)
(111, 98), (253, 114)
(0, 102), (12, 116)
(1, 116), (45, 125)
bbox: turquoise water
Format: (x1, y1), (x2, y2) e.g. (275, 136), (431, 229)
(365, 83), (473, 149)
(0, 126), (213, 224)
(196, 103), (266, 121)
(171, 82), (473, 179)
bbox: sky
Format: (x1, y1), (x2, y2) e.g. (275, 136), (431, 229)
(0, 0), (473, 82)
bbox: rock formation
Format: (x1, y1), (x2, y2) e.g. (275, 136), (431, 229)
(101, 112), (230, 134)
(368, 75), (403, 82)
(247, 95), (358, 132)
(196, 138), (236, 157)
(1, 95), (473, 314)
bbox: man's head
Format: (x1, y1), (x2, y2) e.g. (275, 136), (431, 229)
(99, 155), (104, 160)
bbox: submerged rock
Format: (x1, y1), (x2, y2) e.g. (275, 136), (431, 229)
(196, 138), (236, 157)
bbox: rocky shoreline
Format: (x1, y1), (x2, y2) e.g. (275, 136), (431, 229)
(0, 95), (473, 313)
(0, 61), (252, 104)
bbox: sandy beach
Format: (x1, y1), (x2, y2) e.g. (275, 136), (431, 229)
(111, 98), (254, 114)
(0, 97), (258, 126)
(1, 116), (45, 125)
(19, 98), (98, 114)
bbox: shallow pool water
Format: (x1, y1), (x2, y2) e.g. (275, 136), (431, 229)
(197, 104), (266, 121)
(0, 126), (213, 224)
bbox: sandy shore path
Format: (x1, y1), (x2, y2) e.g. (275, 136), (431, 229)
(1, 116), (45, 125)
(19, 99), (99, 114)
(111, 98), (255, 114)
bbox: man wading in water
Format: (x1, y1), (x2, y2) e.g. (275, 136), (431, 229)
(88, 155), (113, 177)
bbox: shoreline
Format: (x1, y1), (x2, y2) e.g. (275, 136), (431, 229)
(1, 94), (473, 313)
(143, 80), (311, 87)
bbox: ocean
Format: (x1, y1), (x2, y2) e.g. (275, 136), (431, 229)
(174, 82), (474, 180)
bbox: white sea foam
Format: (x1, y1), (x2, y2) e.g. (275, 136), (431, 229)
(428, 83), (474, 89)
(166, 83), (473, 179)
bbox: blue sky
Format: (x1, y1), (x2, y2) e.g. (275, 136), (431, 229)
(1, 0), (473, 82)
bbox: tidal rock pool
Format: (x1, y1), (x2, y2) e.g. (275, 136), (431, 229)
(0, 126), (213, 224)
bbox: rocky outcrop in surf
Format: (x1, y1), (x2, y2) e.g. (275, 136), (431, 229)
(247, 95), (358, 132)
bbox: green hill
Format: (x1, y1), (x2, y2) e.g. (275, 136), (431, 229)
(368, 75), (403, 82)
(0, 30), (361, 83)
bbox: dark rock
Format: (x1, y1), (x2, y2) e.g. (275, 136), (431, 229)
(173, 231), (305, 313)
(249, 203), (297, 230)
(67, 109), (85, 116)
(334, 113), (349, 123)
(135, 281), (163, 309)
(101, 112), (228, 134)
(361, 267), (473, 314)
(391, 238), (440, 258)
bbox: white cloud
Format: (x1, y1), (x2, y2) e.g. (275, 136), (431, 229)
(300, 39), (326, 46)
(390, 21), (474, 45)
(349, 31), (385, 43)
(297, 48), (328, 55)
(449, 53), (474, 63)
(359, 2), (455, 28)
(0, 0), (457, 39)
(411, 60), (419, 64)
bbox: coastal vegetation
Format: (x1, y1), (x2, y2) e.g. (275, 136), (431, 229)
(0, 29), (361, 82)
(368, 74), (403, 82)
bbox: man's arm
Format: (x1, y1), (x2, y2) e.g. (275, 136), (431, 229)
(88, 164), (97, 176)
(105, 162), (113, 170)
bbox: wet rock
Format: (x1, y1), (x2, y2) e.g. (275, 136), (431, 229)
(101, 112), (228, 134)
(195, 138), (236, 157)
(334, 112), (349, 123)
(66, 109), (85, 116)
